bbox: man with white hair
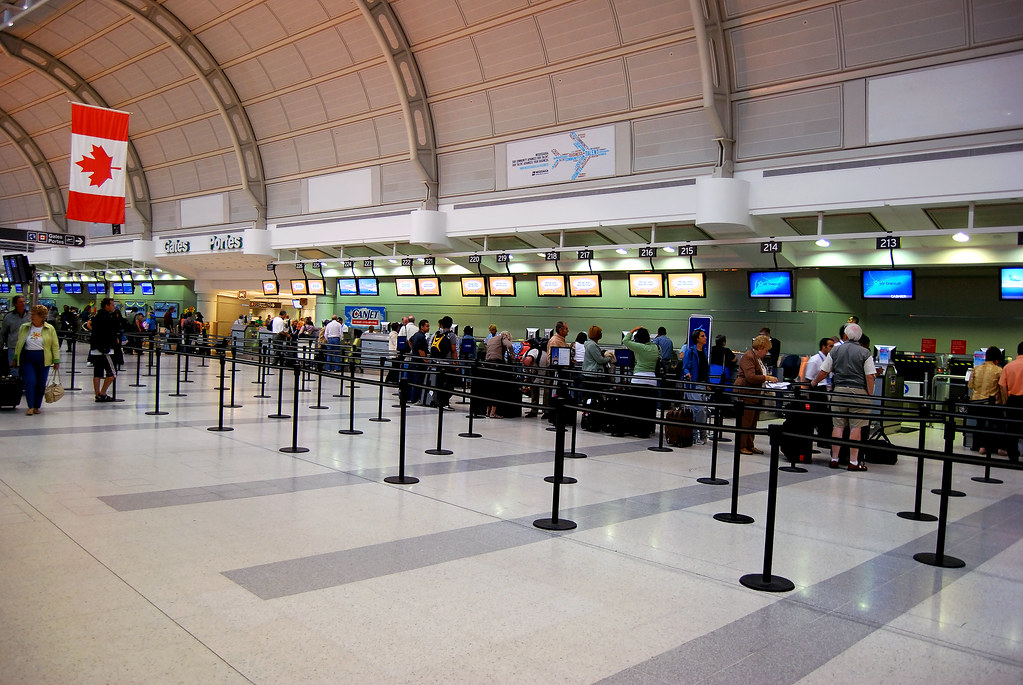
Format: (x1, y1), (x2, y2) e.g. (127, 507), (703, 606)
(811, 322), (875, 471)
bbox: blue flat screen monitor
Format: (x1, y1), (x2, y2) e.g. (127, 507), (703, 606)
(140, 282), (154, 296)
(96, 283), (106, 294)
(122, 283), (134, 294)
(862, 269), (914, 299)
(13, 284), (21, 293)
(87, 283), (97, 294)
(1000, 267), (1023, 300)
(748, 271), (793, 298)
(72, 283), (82, 294)
(0, 283), (8, 293)
(49, 283), (59, 294)
(63, 283), (74, 294)
(357, 278), (378, 296)
(337, 278), (358, 296)
(112, 282), (123, 294)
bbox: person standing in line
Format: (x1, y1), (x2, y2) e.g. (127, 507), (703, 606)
(428, 315), (458, 409)
(570, 332), (587, 367)
(486, 324), (498, 341)
(710, 334), (736, 383)
(1, 295), (30, 376)
(998, 342), (1023, 461)
(735, 335), (777, 455)
(323, 315), (343, 372)
(162, 306), (175, 337)
(682, 329), (710, 444)
(483, 330), (514, 418)
(967, 346), (1004, 455)
(758, 327), (781, 376)
(87, 298), (120, 402)
(652, 326), (674, 361)
(623, 326), (660, 438)
(802, 337), (836, 447)
(407, 319), (430, 405)
(811, 323), (875, 471)
(14, 305), (61, 415)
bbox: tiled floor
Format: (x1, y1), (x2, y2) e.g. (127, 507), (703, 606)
(1, 352), (1021, 684)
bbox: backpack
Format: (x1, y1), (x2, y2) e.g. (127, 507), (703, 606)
(429, 330), (450, 358)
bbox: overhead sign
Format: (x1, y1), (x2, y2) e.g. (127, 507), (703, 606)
(507, 126), (615, 188)
(0, 226), (86, 247)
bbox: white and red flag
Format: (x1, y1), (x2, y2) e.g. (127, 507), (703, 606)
(67, 103), (129, 224)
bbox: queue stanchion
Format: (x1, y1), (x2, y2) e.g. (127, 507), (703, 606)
(280, 362), (310, 454)
(225, 343), (242, 408)
(778, 398), (808, 474)
(384, 379), (419, 485)
(109, 366), (125, 403)
(254, 342), (271, 399)
(714, 400), (754, 524)
(915, 405), (966, 568)
(458, 362), (482, 438)
(338, 362), (363, 435)
(369, 357), (389, 422)
(130, 342), (145, 387)
(698, 395), (730, 485)
(309, 366), (329, 410)
(253, 340), (265, 384)
(535, 397), (577, 530)
(169, 348), (186, 398)
(970, 402), (1004, 484)
(740, 425), (796, 592)
(648, 402), (673, 453)
(930, 400), (966, 498)
(425, 368), (452, 455)
(268, 352), (290, 419)
(898, 405), (938, 521)
(145, 345), (169, 416)
(207, 347), (233, 433)
(146, 333), (154, 376)
(564, 398), (586, 458)
(298, 344), (311, 392)
(67, 335), (82, 391)
(333, 353), (346, 398)
(182, 343), (193, 382)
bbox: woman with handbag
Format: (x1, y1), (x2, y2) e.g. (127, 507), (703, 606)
(14, 304), (61, 415)
(734, 335), (777, 454)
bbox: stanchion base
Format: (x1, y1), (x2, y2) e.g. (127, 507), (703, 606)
(930, 488), (966, 497)
(897, 511), (939, 521)
(279, 446), (310, 454)
(144, 410), (169, 416)
(333, 394), (346, 398)
(368, 417), (391, 422)
(779, 465), (808, 473)
(544, 475), (577, 484)
(913, 552), (965, 568)
(565, 452), (587, 459)
(425, 448), (453, 455)
(181, 380), (194, 384)
(109, 398), (125, 403)
(169, 393), (187, 397)
(129, 383), (146, 388)
(298, 388), (312, 393)
(253, 394), (271, 399)
(714, 512), (754, 524)
(533, 518), (577, 531)
(225, 404), (243, 409)
(68, 387), (83, 391)
(971, 476), (1003, 484)
(309, 405), (330, 410)
(384, 475), (419, 484)
(338, 429), (364, 435)
(716, 437), (733, 443)
(207, 427), (234, 432)
(268, 414), (290, 419)
(739, 573), (795, 593)
(458, 432), (482, 438)
(648, 446), (673, 453)
(545, 426), (567, 432)
(698, 477), (729, 485)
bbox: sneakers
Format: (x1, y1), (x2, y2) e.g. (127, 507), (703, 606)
(95, 394), (115, 402)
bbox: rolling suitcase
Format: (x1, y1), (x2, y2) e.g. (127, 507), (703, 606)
(0, 375), (24, 409)
(665, 406), (694, 447)
(780, 399), (815, 464)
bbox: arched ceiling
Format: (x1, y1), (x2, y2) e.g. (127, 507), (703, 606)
(0, 0), (1021, 273)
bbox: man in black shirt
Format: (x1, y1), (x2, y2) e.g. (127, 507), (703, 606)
(406, 319), (430, 404)
(87, 298), (121, 402)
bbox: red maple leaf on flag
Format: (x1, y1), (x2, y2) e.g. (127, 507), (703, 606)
(75, 144), (119, 187)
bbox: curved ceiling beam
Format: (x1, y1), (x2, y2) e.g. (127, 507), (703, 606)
(690, 0), (735, 176)
(0, 105), (67, 231)
(0, 33), (153, 237)
(355, 0), (438, 209)
(110, 0), (267, 228)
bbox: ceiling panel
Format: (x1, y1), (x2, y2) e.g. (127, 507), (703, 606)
(783, 213), (885, 235)
(295, 28), (355, 75)
(613, 0), (693, 43)
(488, 76), (556, 134)
(729, 7), (840, 90)
(537, 0), (620, 63)
(391, 0), (465, 44)
(553, 59), (629, 122)
(416, 38), (484, 94)
(472, 18), (546, 80)
(431, 93), (493, 146)
(331, 119), (381, 165)
(925, 203), (1023, 229)
(626, 41), (701, 108)
(840, 0), (966, 68)
(457, 0), (530, 25)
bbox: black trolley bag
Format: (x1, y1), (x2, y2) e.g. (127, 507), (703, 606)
(780, 398), (816, 464)
(0, 375), (24, 409)
(861, 424), (897, 465)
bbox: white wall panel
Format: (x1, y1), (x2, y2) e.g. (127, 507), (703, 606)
(537, 0), (620, 63)
(867, 53), (1023, 143)
(458, 0), (529, 25)
(553, 59), (629, 122)
(380, 161), (424, 203)
(840, 0), (966, 67)
(729, 8), (840, 89)
(972, 0), (1023, 43)
(488, 77), (556, 134)
(308, 168), (374, 212)
(391, 0), (465, 44)
(266, 181), (303, 219)
(736, 87), (843, 159)
(626, 42), (701, 107)
(613, 0), (693, 43)
(180, 194), (227, 228)
(473, 18), (546, 80)
(431, 94), (493, 146)
(438, 146), (496, 196)
(294, 130), (339, 172)
(332, 120), (381, 165)
(415, 39), (484, 94)
(632, 111), (717, 171)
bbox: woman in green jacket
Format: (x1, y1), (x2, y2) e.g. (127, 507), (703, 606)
(14, 304), (61, 415)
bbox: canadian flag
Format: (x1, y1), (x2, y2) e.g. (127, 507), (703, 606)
(67, 103), (130, 224)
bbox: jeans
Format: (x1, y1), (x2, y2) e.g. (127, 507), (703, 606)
(20, 349), (49, 409)
(326, 337), (341, 371)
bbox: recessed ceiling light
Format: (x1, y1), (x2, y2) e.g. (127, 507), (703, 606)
(815, 238), (830, 247)
(952, 231), (970, 242)
(388, 258), (397, 264)
(663, 246), (675, 253)
(616, 248), (628, 255)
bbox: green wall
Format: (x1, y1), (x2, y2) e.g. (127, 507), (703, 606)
(314, 268), (1021, 356)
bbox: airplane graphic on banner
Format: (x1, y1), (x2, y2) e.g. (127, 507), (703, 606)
(507, 126), (615, 188)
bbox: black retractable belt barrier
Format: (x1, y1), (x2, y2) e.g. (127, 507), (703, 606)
(145, 346), (169, 416)
(914, 405), (965, 568)
(544, 379), (577, 482)
(67, 336), (82, 391)
(146, 332), (154, 376)
(170, 350), (186, 397)
(254, 343), (271, 398)
(369, 357), (389, 422)
(740, 425), (796, 592)
(268, 354), (289, 419)
(182, 346), (193, 383)
(280, 363), (310, 453)
(564, 373), (586, 459)
(425, 367), (453, 455)
(898, 404), (938, 521)
(109, 370), (125, 403)
(384, 379), (419, 485)
(714, 399), (753, 524)
(698, 394), (731, 485)
(649, 402), (673, 453)
(309, 364), (328, 410)
(130, 343), (145, 387)
(459, 362), (482, 438)
(970, 401), (1005, 484)
(930, 401), (966, 498)
(225, 343), (242, 408)
(338, 361), (363, 435)
(535, 397), (578, 530)
(208, 346), (233, 433)
(298, 344), (310, 392)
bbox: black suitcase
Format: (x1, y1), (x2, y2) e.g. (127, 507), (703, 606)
(0, 375), (24, 409)
(780, 399), (816, 464)
(665, 406), (694, 447)
(862, 426), (897, 465)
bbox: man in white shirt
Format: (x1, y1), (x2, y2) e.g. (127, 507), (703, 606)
(399, 315), (418, 352)
(323, 316), (343, 371)
(271, 311), (289, 364)
(802, 337), (835, 447)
